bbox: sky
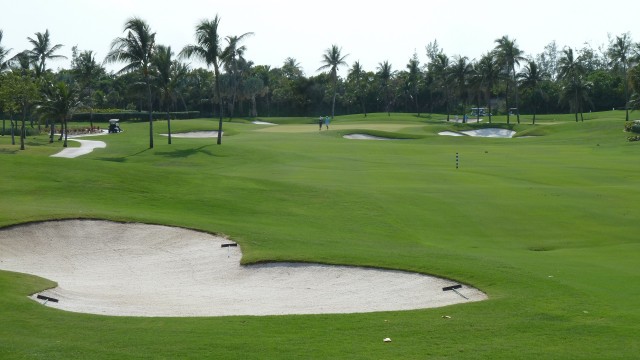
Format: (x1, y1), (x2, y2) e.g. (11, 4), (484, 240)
(1, 0), (637, 77)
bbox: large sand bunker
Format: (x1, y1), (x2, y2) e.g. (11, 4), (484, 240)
(0, 220), (486, 317)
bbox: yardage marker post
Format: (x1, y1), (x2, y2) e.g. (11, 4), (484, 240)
(456, 153), (459, 169)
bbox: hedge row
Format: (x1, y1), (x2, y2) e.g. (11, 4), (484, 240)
(71, 111), (201, 122)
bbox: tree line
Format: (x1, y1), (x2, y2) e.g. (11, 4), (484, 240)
(1, 15), (640, 149)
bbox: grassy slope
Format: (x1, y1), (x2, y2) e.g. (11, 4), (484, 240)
(0, 112), (638, 359)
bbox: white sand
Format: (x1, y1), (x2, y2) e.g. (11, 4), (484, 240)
(439, 128), (516, 138)
(252, 121), (276, 125)
(161, 131), (223, 138)
(343, 134), (394, 140)
(438, 131), (465, 137)
(50, 139), (106, 158)
(0, 220), (486, 317)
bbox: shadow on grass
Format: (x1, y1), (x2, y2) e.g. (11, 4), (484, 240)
(96, 148), (150, 162)
(154, 145), (216, 158)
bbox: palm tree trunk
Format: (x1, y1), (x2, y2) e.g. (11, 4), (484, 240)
(513, 69), (520, 124)
(505, 81), (510, 125)
(331, 77), (338, 119)
(214, 65), (223, 145)
(50, 119), (54, 143)
(488, 93), (493, 124)
(624, 65), (629, 121)
(146, 77), (154, 149)
(63, 117), (68, 148)
(10, 114), (16, 145)
(166, 110), (172, 145)
(574, 88), (579, 122)
(20, 110), (26, 150)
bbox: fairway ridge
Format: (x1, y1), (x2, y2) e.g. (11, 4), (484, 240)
(0, 220), (486, 317)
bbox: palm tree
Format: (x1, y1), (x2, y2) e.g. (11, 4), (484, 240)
(180, 16), (225, 145)
(72, 50), (103, 129)
(25, 29), (66, 77)
(558, 47), (586, 122)
(450, 55), (473, 122)
(476, 52), (500, 123)
(220, 32), (253, 120)
(35, 82), (80, 148)
(607, 33), (633, 121)
(376, 61), (394, 116)
(152, 45), (175, 144)
(9, 51), (32, 75)
(494, 35), (525, 123)
(429, 53), (452, 121)
(243, 76), (265, 117)
(282, 57), (303, 79)
(105, 17), (156, 148)
(318, 45), (349, 119)
(518, 60), (548, 124)
(348, 60), (367, 117)
(0, 30), (12, 71)
(406, 53), (422, 116)
(628, 63), (640, 111)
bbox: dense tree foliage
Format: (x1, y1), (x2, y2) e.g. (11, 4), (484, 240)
(2, 23), (640, 149)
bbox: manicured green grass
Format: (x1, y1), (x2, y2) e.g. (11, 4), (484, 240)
(1, 112), (639, 359)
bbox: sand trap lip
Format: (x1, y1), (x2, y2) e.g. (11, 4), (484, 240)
(439, 128), (516, 138)
(343, 134), (395, 140)
(160, 131), (223, 138)
(50, 139), (106, 158)
(0, 220), (486, 317)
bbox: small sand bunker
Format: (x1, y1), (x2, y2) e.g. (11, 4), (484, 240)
(161, 131), (223, 138)
(0, 220), (486, 317)
(439, 128), (516, 138)
(343, 134), (394, 140)
(252, 121), (276, 125)
(50, 139), (106, 158)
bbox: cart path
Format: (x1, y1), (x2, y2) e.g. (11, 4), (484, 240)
(50, 139), (106, 158)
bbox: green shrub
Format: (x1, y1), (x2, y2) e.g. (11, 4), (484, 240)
(71, 111), (201, 122)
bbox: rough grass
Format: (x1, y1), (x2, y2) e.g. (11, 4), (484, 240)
(0, 111), (638, 359)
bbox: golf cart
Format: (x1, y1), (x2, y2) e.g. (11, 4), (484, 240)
(108, 119), (122, 133)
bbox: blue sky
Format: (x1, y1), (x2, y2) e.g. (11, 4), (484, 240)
(1, 0), (636, 76)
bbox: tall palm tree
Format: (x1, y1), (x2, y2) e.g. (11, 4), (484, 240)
(476, 52), (500, 123)
(152, 45), (175, 144)
(26, 29), (66, 77)
(180, 16), (225, 145)
(558, 47), (586, 122)
(628, 63), (640, 111)
(318, 44), (348, 119)
(72, 50), (103, 129)
(376, 61), (394, 116)
(0, 30), (12, 71)
(282, 57), (303, 79)
(406, 53), (422, 116)
(608, 33), (633, 121)
(35, 81), (80, 148)
(518, 60), (548, 124)
(105, 17), (156, 148)
(220, 32), (253, 120)
(450, 55), (473, 122)
(494, 35), (525, 123)
(429, 53), (452, 121)
(348, 60), (367, 117)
